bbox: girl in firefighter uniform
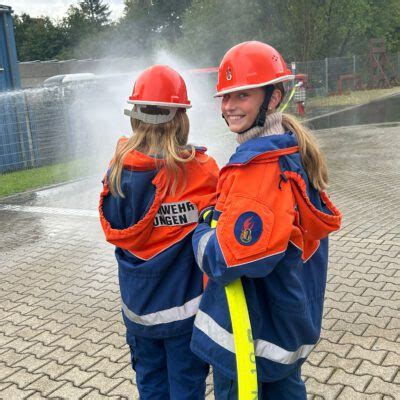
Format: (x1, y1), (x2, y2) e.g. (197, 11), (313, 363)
(99, 65), (218, 400)
(191, 41), (342, 399)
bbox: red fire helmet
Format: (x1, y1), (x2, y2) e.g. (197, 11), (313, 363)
(215, 41), (294, 97)
(128, 65), (191, 108)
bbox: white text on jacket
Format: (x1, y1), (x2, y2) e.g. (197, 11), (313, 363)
(154, 201), (199, 227)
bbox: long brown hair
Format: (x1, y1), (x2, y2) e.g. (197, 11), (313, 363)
(282, 113), (328, 191)
(108, 108), (195, 197)
(274, 82), (328, 191)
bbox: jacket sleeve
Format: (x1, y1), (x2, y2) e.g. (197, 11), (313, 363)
(192, 168), (295, 286)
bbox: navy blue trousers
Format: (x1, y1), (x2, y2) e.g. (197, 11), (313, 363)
(128, 332), (209, 400)
(213, 367), (307, 400)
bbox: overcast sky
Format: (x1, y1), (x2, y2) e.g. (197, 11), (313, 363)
(10, 0), (125, 21)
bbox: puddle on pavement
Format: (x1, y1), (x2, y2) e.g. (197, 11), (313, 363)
(308, 94), (400, 130)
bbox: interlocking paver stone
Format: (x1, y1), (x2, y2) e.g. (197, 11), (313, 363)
(24, 375), (67, 397)
(113, 364), (135, 381)
(6, 337), (37, 353)
(81, 372), (124, 395)
(76, 328), (113, 344)
(382, 351), (400, 367)
(306, 351), (327, 366)
(20, 342), (56, 359)
(42, 347), (79, 364)
(332, 318), (369, 333)
(365, 377), (400, 398)
(339, 331), (377, 348)
(347, 344), (388, 364)
(34, 360), (73, 380)
(0, 384), (36, 400)
(50, 382), (93, 399)
(3, 368), (44, 389)
(353, 314), (391, 329)
(12, 354), (51, 373)
(328, 368), (372, 392)
(302, 364), (333, 383)
(305, 377), (343, 400)
(320, 353), (361, 373)
(58, 366), (98, 386)
(69, 339), (107, 356)
(87, 357), (126, 377)
(2, 348), (30, 366)
(1, 122), (400, 398)
(93, 344), (129, 362)
(355, 360), (397, 381)
(108, 380), (139, 399)
(386, 318), (400, 330)
(0, 362), (22, 381)
(24, 392), (49, 399)
(363, 325), (399, 341)
(337, 386), (383, 400)
(372, 337), (400, 354)
(82, 388), (128, 399)
(314, 340), (352, 357)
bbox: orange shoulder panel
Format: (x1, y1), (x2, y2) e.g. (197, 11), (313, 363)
(100, 153), (219, 260)
(215, 160), (295, 267)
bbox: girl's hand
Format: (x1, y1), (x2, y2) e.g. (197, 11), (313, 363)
(200, 208), (214, 226)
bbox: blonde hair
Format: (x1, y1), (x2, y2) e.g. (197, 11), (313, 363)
(108, 108), (195, 197)
(282, 113), (328, 191)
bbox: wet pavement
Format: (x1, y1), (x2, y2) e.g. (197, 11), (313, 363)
(1, 122), (400, 399)
(308, 94), (400, 130)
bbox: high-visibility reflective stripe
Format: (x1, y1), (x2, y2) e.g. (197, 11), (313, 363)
(254, 338), (314, 364)
(196, 230), (214, 272)
(194, 310), (315, 364)
(195, 310), (235, 352)
(122, 295), (202, 326)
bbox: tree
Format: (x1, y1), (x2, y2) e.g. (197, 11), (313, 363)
(266, 0), (399, 60)
(14, 14), (66, 61)
(13, 0), (400, 63)
(79, 0), (111, 27)
(176, 0), (266, 66)
(121, 0), (192, 51)
(177, 0), (400, 64)
(366, 0), (400, 53)
(59, 0), (112, 58)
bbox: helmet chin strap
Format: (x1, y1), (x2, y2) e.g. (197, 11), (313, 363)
(222, 85), (275, 134)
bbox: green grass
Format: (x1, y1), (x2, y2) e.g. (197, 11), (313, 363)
(308, 86), (400, 108)
(0, 158), (94, 198)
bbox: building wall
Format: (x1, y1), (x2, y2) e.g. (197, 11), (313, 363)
(19, 58), (139, 88)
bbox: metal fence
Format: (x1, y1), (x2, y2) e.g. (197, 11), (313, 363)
(295, 52), (400, 96)
(0, 85), (86, 173)
(0, 78), (130, 175)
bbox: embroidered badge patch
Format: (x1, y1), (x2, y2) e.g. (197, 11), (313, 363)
(234, 212), (263, 246)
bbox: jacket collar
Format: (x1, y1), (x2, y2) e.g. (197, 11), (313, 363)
(227, 132), (298, 166)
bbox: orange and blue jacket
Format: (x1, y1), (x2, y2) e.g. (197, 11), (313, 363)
(191, 132), (342, 381)
(99, 141), (219, 338)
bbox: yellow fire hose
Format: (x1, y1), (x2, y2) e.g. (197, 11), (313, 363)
(209, 218), (258, 399)
(279, 81), (302, 113)
(225, 280), (258, 399)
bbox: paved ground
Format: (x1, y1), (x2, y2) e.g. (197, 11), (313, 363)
(0, 122), (399, 399)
